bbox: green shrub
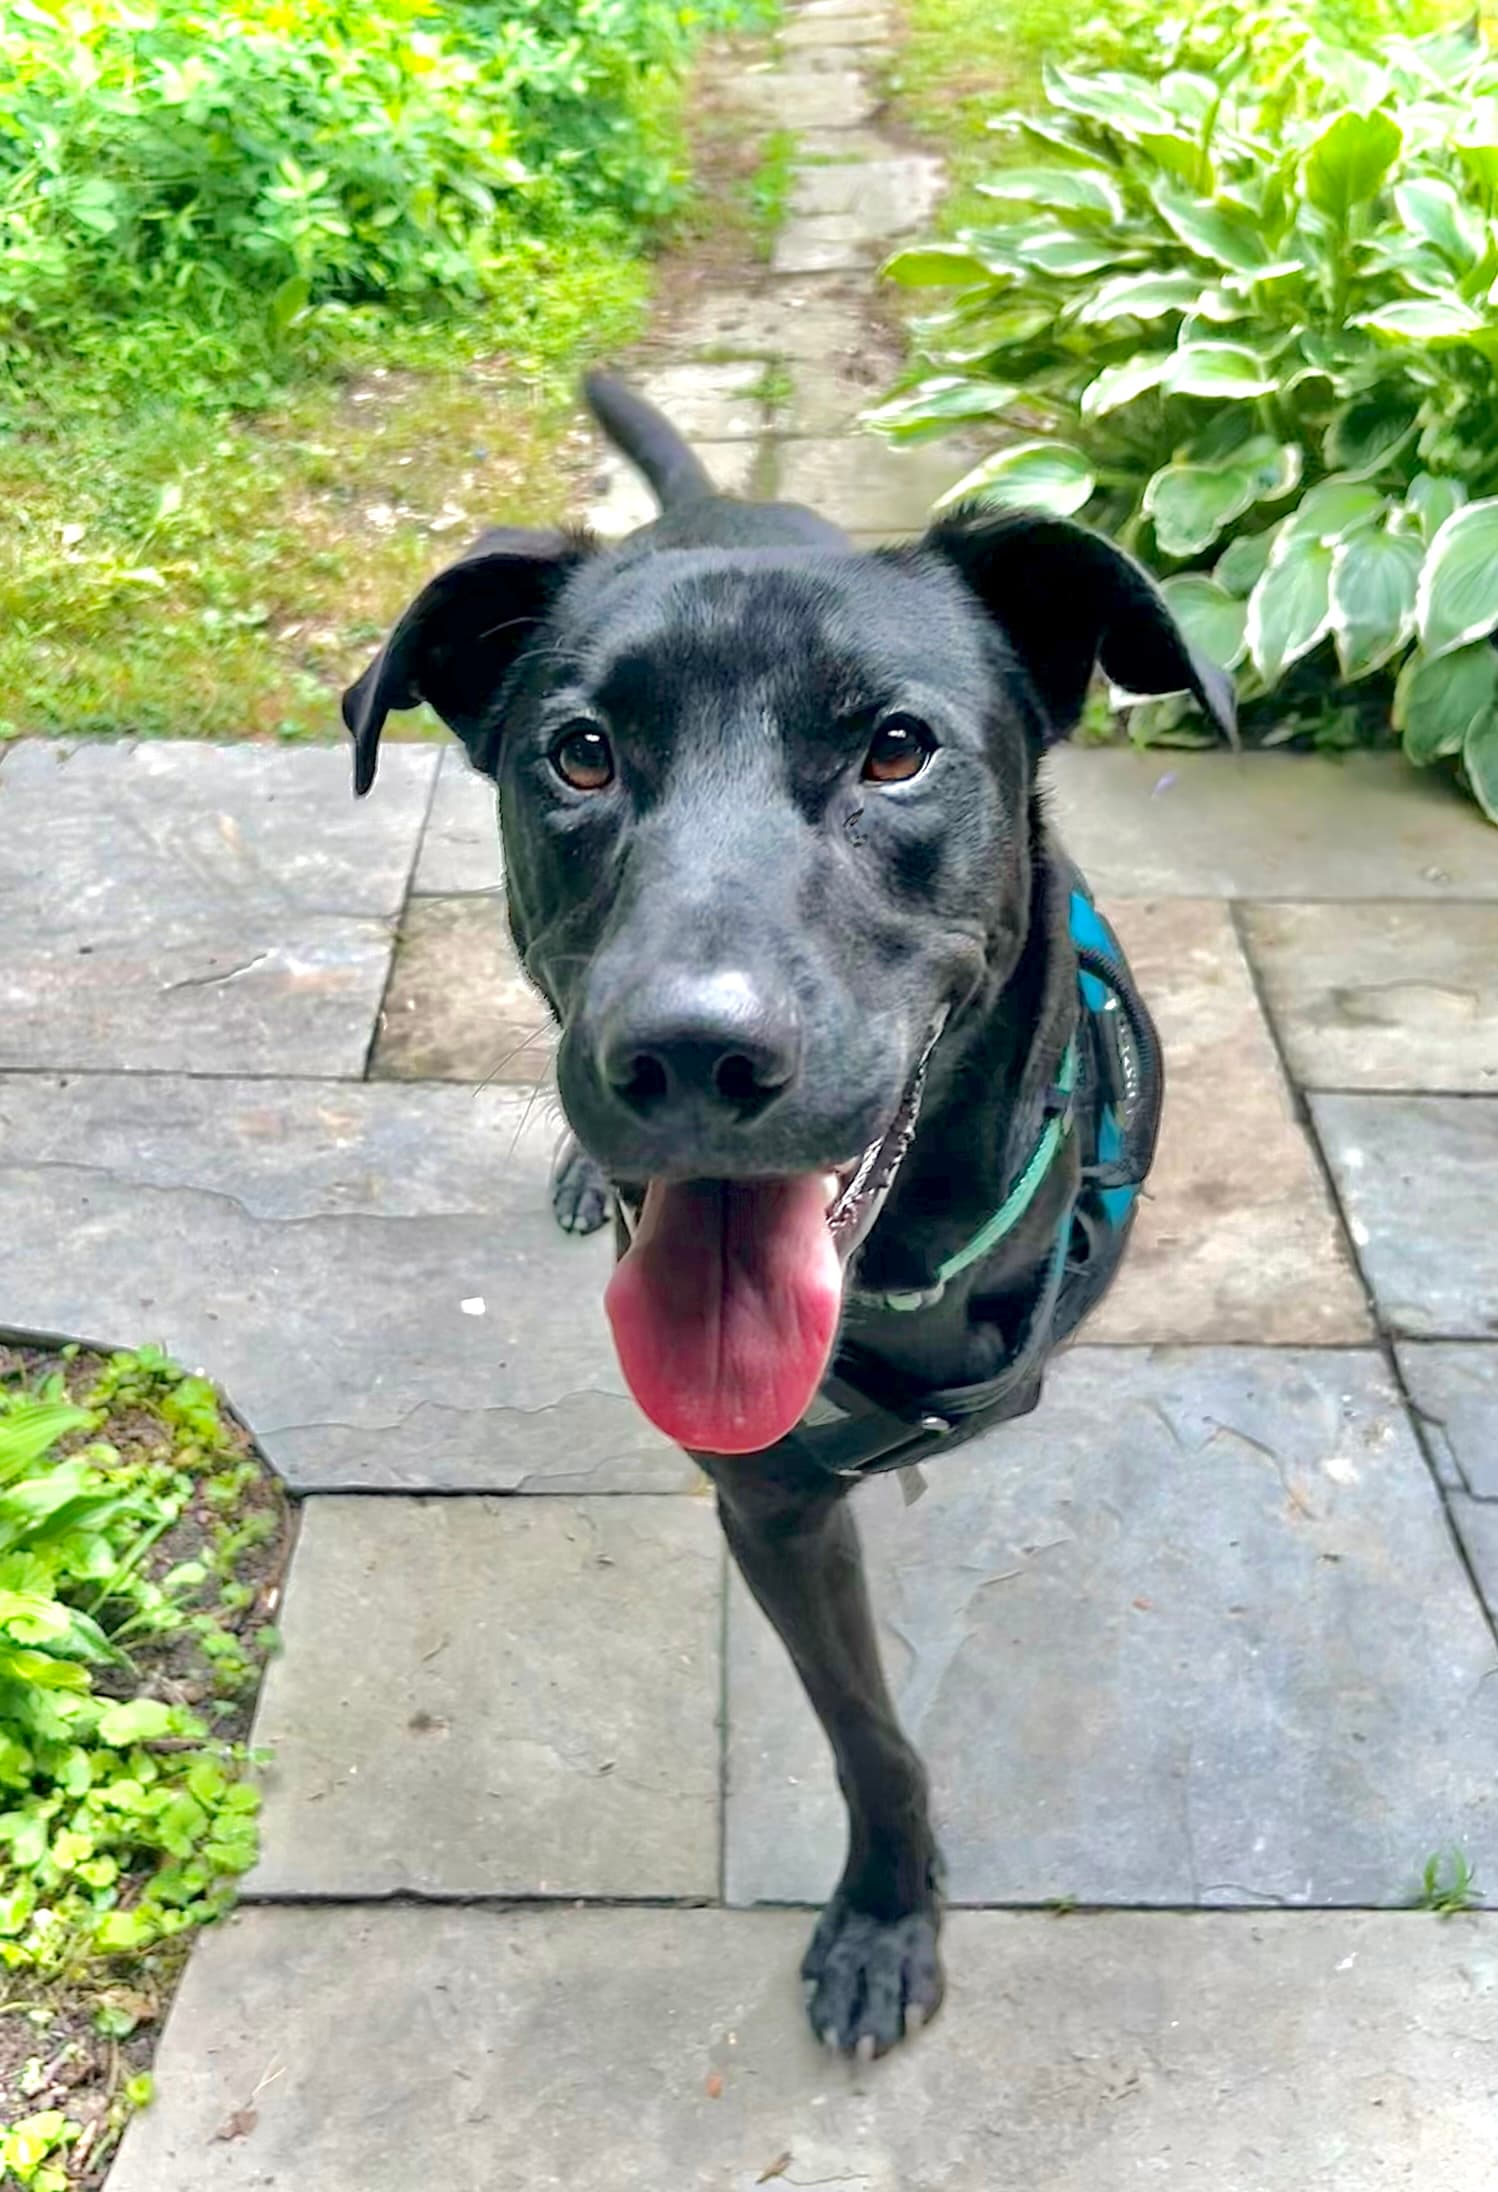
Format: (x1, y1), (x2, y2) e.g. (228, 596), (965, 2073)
(1070, 0), (1462, 96)
(0, 1350), (280, 1979)
(0, 0), (731, 388)
(876, 22), (1498, 818)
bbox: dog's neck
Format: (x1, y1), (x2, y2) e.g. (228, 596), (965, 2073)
(843, 808), (1077, 1391)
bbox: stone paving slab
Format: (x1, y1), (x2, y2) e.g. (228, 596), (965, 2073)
(639, 360), (769, 439)
(739, 66), (879, 129)
(787, 153), (945, 227)
(783, 8), (891, 42)
(772, 213), (880, 273)
(774, 433), (975, 532)
(1087, 900), (1369, 1345)
(774, 154), (943, 269)
(1397, 1342), (1498, 1496)
(798, 124), (914, 159)
(671, 275), (870, 361)
(0, 740), (435, 1077)
(249, 1496), (720, 1898)
(0, 1072), (688, 1492)
(1239, 903), (1498, 1092)
(586, 436), (758, 535)
(726, 1346), (1498, 1908)
(411, 747), (500, 895)
(1451, 1493), (1498, 1615)
(781, 344), (900, 434)
(1047, 748), (1498, 899)
(1312, 1095), (1498, 1339)
(371, 895), (552, 1085)
(108, 1905), (1498, 2191)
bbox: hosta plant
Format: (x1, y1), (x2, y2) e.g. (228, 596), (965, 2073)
(875, 25), (1498, 817)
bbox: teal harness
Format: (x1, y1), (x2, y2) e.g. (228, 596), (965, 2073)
(773, 874), (1162, 1483)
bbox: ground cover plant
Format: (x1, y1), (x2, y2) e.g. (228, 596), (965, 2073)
(0, 1342), (289, 2188)
(888, 0), (1460, 188)
(875, 12), (1498, 818)
(0, 0), (766, 742)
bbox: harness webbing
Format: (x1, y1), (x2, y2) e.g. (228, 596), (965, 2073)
(851, 1039), (1077, 1314)
(769, 875), (1162, 1483)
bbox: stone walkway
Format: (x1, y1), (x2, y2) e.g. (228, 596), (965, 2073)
(3, 4), (1498, 2182)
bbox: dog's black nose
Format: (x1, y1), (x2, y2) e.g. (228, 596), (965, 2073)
(600, 970), (801, 1124)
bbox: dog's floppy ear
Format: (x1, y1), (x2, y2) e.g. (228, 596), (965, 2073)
(925, 505), (1237, 747)
(342, 527), (589, 794)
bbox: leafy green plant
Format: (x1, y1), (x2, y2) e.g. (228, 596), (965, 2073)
(876, 24), (1498, 815)
(1070, 0), (1461, 99)
(0, 0), (771, 415)
(0, 0), (762, 748)
(1413, 1848), (1481, 1916)
(0, 1345), (287, 2181)
(0, 0), (747, 397)
(0, 1355), (278, 1974)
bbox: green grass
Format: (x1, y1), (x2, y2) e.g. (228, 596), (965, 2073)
(1413, 1850), (1481, 1918)
(0, 245), (649, 748)
(884, 0), (1075, 213)
(749, 128), (799, 260)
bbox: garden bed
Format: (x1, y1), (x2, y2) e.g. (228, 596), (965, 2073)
(0, 0), (769, 747)
(0, 1339), (292, 2190)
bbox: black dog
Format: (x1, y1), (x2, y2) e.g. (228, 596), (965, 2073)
(344, 374), (1233, 2057)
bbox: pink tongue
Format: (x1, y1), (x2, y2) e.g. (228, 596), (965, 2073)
(604, 1176), (842, 1454)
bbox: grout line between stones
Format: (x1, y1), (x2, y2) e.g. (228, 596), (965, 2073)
(232, 1887), (1495, 1916)
(359, 749), (445, 1081)
(1229, 901), (1498, 1647)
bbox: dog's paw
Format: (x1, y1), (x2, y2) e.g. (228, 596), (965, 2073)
(801, 1893), (944, 2058)
(550, 1135), (611, 1236)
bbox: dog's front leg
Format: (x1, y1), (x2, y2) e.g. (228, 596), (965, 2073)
(705, 1451), (944, 2056)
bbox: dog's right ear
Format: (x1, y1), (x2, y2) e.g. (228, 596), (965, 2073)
(342, 528), (590, 794)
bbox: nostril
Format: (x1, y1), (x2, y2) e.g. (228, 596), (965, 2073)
(713, 1052), (758, 1107)
(713, 1050), (789, 1121)
(616, 1052), (669, 1114)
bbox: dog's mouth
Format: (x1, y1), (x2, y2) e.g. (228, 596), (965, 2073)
(604, 1017), (943, 1455)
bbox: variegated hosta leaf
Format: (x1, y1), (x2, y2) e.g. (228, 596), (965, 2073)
(1416, 498), (1498, 659)
(1246, 534), (1335, 682)
(1328, 528), (1423, 681)
(1393, 642), (1498, 765)
(935, 439), (1095, 517)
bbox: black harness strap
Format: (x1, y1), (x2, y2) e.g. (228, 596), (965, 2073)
(760, 878), (1162, 1485)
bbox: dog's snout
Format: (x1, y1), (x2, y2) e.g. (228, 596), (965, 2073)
(601, 969), (801, 1126)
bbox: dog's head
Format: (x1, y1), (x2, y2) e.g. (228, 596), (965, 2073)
(346, 501), (1231, 1453)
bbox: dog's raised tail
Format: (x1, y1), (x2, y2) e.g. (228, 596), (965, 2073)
(584, 368), (715, 510)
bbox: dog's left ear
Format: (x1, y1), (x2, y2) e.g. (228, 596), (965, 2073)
(342, 527), (590, 794)
(925, 505), (1237, 747)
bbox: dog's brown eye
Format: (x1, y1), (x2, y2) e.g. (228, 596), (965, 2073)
(550, 724), (614, 792)
(862, 715), (935, 785)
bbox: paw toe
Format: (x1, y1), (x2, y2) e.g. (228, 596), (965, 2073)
(550, 1139), (610, 1235)
(802, 1899), (944, 2057)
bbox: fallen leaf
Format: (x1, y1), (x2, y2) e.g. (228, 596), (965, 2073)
(705, 2071), (724, 2099)
(758, 2152), (793, 2182)
(214, 2107), (258, 2143)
